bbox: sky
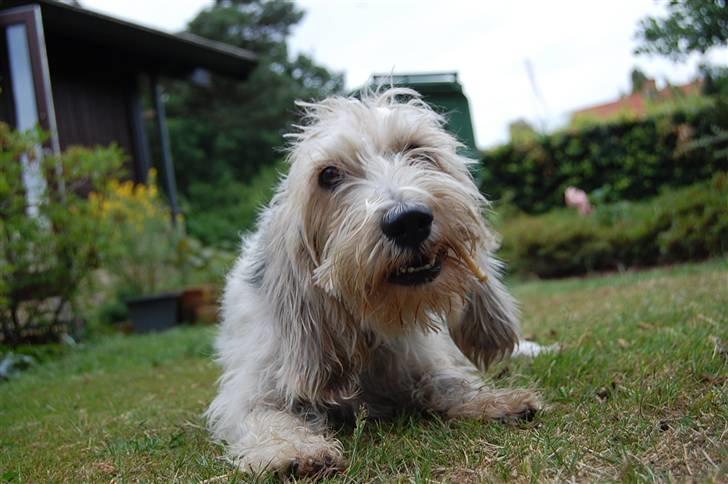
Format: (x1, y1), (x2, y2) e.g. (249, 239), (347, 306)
(82, 0), (727, 148)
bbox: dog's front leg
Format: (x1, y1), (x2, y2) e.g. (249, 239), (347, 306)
(413, 365), (542, 421)
(223, 406), (345, 477)
(413, 253), (541, 421)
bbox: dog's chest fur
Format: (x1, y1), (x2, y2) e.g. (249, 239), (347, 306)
(296, 332), (429, 423)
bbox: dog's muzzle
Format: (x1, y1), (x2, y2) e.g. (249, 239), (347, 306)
(381, 204), (443, 286)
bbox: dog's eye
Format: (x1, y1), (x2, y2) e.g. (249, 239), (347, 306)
(318, 166), (344, 190)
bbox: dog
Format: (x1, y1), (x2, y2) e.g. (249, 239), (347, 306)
(206, 88), (542, 477)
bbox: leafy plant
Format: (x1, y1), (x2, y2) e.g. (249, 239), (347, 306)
(0, 123), (124, 344)
(91, 170), (186, 296)
(497, 173), (728, 278)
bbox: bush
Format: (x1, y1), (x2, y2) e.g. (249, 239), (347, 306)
(184, 159), (284, 247)
(480, 105), (728, 214)
(497, 173), (728, 278)
(91, 170), (185, 296)
(90, 169), (236, 323)
(0, 124), (124, 344)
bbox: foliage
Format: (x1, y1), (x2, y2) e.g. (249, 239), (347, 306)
(508, 119), (539, 145)
(184, 158), (285, 247)
(164, 0), (343, 247)
(91, 169), (236, 301)
(0, 123), (124, 344)
(1, 260), (726, 480)
(481, 105), (728, 213)
(630, 67), (649, 94)
(701, 63), (728, 99)
(497, 173), (728, 278)
(635, 0), (728, 61)
(90, 170), (187, 296)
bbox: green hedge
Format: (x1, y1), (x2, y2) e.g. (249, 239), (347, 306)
(497, 173), (728, 278)
(480, 105), (728, 213)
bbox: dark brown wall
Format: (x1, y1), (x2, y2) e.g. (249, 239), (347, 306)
(50, 62), (135, 154)
(45, 32), (141, 178)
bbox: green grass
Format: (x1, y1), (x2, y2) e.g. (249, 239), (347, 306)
(1, 259), (727, 482)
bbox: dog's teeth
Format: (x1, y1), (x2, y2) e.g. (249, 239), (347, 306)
(395, 258), (438, 277)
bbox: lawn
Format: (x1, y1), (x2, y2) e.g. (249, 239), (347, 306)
(1, 259), (726, 482)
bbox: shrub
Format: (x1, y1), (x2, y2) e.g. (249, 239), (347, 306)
(91, 170), (185, 296)
(184, 159), (284, 247)
(91, 170), (235, 309)
(0, 124), (124, 344)
(497, 173), (728, 278)
(480, 105), (728, 214)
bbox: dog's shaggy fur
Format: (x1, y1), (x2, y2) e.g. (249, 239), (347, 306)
(206, 88), (542, 477)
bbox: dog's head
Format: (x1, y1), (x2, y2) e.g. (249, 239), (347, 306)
(280, 88), (495, 333)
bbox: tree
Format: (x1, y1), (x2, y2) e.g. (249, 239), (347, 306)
(701, 64), (728, 97)
(630, 67), (650, 94)
(635, 0), (728, 61)
(167, 0), (343, 187)
(162, 0), (344, 244)
(508, 119), (538, 145)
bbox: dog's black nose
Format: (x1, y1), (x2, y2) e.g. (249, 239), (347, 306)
(381, 204), (433, 248)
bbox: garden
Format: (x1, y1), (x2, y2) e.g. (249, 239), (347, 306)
(1, 107), (726, 481)
(0, 125), (232, 349)
(2, 0), (728, 482)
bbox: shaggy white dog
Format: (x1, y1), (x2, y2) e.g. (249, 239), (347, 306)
(206, 88), (542, 477)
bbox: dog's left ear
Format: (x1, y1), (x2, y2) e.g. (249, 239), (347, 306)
(448, 255), (519, 370)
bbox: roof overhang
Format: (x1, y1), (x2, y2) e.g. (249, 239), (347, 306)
(1, 0), (257, 80)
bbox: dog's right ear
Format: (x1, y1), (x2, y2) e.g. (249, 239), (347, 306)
(448, 256), (519, 370)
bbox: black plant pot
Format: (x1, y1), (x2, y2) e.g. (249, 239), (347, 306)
(127, 292), (180, 334)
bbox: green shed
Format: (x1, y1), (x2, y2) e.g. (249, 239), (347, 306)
(365, 72), (478, 158)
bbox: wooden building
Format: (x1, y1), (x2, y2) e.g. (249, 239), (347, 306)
(0, 0), (257, 215)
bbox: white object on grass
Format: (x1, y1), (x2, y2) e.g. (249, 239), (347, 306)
(512, 340), (559, 358)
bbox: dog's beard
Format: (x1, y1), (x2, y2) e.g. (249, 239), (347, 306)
(312, 218), (489, 335)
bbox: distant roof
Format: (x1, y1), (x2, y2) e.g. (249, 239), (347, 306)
(573, 79), (703, 120)
(1, 0), (257, 80)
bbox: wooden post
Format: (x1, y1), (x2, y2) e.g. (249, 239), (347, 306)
(150, 75), (180, 224)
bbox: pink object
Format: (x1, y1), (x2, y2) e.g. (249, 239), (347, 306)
(564, 186), (592, 215)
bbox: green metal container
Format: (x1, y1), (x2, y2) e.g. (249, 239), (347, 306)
(364, 72), (478, 158)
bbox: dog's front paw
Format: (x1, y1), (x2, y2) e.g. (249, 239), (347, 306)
(446, 388), (543, 421)
(232, 437), (346, 478)
(286, 451), (347, 479)
(487, 389), (543, 421)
